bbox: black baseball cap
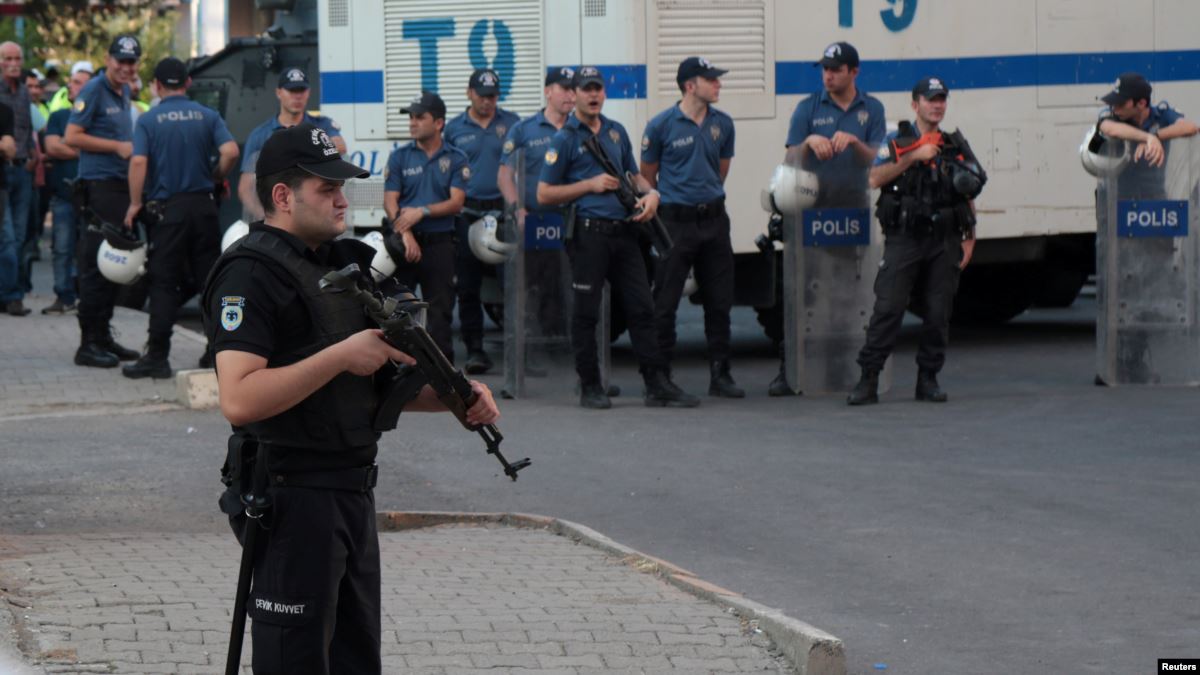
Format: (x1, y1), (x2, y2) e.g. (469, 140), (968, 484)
(912, 76), (950, 100)
(545, 66), (576, 87)
(109, 35), (142, 61)
(278, 67), (310, 91)
(469, 68), (500, 95)
(400, 90), (447, 119)
(676, 56), (728, 86)
(153, 57), (188, 88)
(255, 123), (368, 180)
(572, 66), (604, 89)
(1101, 72), (1152, 105)
(817, 42), (859, 69)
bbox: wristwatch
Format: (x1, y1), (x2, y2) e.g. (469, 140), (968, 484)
(420, 206), (432, 217)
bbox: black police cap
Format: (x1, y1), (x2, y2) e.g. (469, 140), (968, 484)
(912, 76), (950, 100)
(1101, 72), (1152, 106)
(278, 67), (310, 91)
(817, 41), (859, 69)
(676, 56), (728, 86)
(400, 90), (447, 119)
(153, 57), (188, 88)
(109, 35), (142, 61)
(572, 66), (604, 89)
(469, 68), (501, 95)
(545, 66), (576, 88)
(255, 123), (368, 181)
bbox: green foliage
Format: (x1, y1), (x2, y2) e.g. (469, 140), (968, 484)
(2, 1), (181, 103)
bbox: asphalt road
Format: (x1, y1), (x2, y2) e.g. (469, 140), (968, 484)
(2, 298), (1197, 674)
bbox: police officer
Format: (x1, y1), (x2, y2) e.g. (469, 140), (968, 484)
(538, 66), (699, 409)
(848, 77), (984, 405)
(642, 56), (741, 398)
(384, 91), (468, 361)
(238, 67), (345, 221)
(497, 67), (577, 341)
(444, 69), (521, 374)
(1094, 72), (1198, 199)
(64, 34), (143, 367)
(767, 41), (887, 396)
(121, 57), (239, 379)
(203, 122), (499, 674)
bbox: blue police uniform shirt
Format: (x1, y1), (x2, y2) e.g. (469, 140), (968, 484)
(539, 113), (638, 221)
(67, 74), (133, 181)
(45, 109), (78, 201)
(241, 112), (341, 174)
(1099, 102), (1184, 198)
(383, 141), (469, 233)
(786, 88), (886, 196)
(641, 104), (735, 205)
(500, 109), (561, 211)
(444, 107), (521, 201)
(133, 94), (235, 201)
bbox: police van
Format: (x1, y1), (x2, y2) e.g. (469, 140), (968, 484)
(302, 0), (1200, 324)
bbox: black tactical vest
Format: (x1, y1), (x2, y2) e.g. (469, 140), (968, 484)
(876, 124), (980, 235)
(202, 228), (381, 450)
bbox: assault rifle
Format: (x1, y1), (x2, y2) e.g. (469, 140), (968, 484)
(318, 264), (530, 480)
(580, 134), (673, 256)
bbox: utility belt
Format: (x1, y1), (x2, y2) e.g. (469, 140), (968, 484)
(465, 197), (505, 211)
(269, 464), (378, 492)
(877, 192), (974, 238)
(577, 217), (629, 236)
(410, 229), (455, 245)
(659, 198), (725, 222)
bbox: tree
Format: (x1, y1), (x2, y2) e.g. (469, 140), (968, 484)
(7, 1), (180, 102)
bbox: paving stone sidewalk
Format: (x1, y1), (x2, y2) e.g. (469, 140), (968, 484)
(0, 523), (794, 674)
(0, 289), (205, 419)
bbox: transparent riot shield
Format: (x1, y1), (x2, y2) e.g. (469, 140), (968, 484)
(1097, 135), (1200, 385)
(502, 149), (610, 398)
(780, 160), (891, 394)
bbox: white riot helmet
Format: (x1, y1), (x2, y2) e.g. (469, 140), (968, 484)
(681, 267), (699, 297)
(359, 231), (397, 281)
(761, 164), (819, 216)
(220, 219), (250, 252)
(97, 222), (147, 285)
(468, 213), (517, 264)
(1080, 126), (1129, 177)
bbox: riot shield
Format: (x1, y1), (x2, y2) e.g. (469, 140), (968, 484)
(1096, 134), (1200, 385)
(502, 149), (611, 398)
(779, 159), (891, 394)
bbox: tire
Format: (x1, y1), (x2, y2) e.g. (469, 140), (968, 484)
(950, 263), (1040, 325)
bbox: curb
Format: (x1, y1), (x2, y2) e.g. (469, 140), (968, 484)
(379, 511), (846, 675)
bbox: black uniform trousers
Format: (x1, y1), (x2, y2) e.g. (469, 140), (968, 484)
(146, 192), (221, 347)
(455, 198), (503, 348)
(653, 202), (735, 363)
(75, 180), (130, 338)
(566, 219), (666, 384)
(393, 233), (456, 361)
(232, 483), (381, 675)
(857, 230), (963, 375)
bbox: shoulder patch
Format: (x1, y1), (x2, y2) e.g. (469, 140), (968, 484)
(641, 136), (650, 150)
(220, 296), (245, 331)
(545, 149), (558, 165)
(877, 144), (890, 160)
(74, 99), (85, 112)
(462, 165), (471, 180)
(330, 118), (341, 130)
(503, 139), (514, 154)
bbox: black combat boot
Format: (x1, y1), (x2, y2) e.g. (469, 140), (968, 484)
(846, 369), (880, 406)
(708, 360), (745, 398)
(464, 340), (493, 375)
(643, 368), (700, 408)
(915, 370), (948, 402)
(96, 327), (139, 361)
(197, 346), (215, 369)
(122, 338), (173, 379)
(74, 327), (119, 369)
(579, 381), (612, 409)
